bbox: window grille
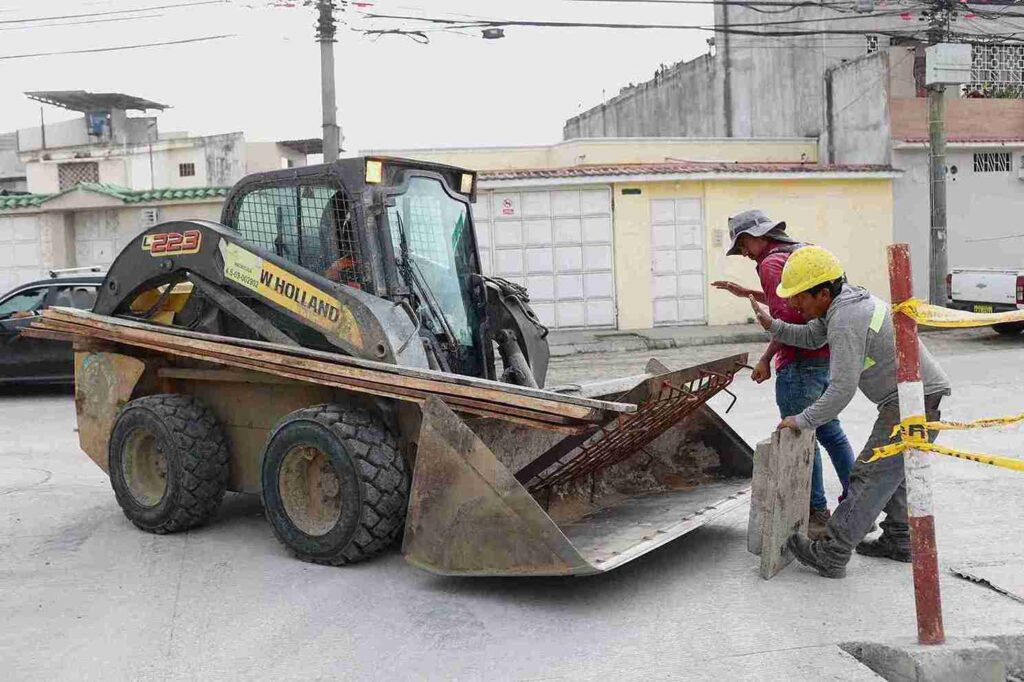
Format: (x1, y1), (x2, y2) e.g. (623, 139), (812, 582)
(140, 208), (160, 229)
(57, 162), (99, 190)
(233, 183), (369, 290)
(966, 44), (1024, 98)
(973, 152), (1012, 172)
(179, 162), (196, 177)
(866, 35), (878, 55)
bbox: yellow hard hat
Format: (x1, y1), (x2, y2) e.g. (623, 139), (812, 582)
(776, 245), (845, 298)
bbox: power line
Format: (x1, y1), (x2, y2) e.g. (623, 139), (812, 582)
(0, 34), (236, 60)
(0, 13), (164, 32)
(0, 0), (225, 26)
(565, 0), (872, 7)
(360, 9), (926, 32)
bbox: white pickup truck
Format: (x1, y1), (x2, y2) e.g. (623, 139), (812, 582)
(948, 268), (1024, 335)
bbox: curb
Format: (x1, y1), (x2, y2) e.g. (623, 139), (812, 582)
(841, 637), (1011, 682)
(549, 331), (768, 357)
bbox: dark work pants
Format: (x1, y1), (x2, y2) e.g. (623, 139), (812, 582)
(819, 393), (944, 569)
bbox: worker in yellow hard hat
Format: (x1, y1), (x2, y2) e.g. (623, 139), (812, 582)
(713, 210), (854, 540)
(748, 246), (951, 579)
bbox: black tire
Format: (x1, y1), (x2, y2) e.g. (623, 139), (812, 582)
(108, 394), (230, 534)
(993, 322), (1024, 336)
(261, 404), (409, 566)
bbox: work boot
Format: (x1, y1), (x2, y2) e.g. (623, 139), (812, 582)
(855, 534), (912, 563)
(787, 533), (847, 579)
(808, 507), (830, 541)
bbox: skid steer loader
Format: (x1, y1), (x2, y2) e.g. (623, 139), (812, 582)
(37, 157), (755, 576)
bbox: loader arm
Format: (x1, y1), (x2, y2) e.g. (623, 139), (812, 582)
(92, 219), (432, 369)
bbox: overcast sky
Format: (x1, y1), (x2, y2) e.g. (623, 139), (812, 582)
(0, 0), (712, 152)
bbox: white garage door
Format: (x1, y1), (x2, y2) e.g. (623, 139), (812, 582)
(74, 210), (123, 269)
(651, 198), (706, 325)
(473, 187), (615, 329)
(0, 215), (44, 291)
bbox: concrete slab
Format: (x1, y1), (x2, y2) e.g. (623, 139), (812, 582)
(951, 561), (1024, 604)
(758, 429), (815, 579)
(841, 639), (1005, 682)
(973, 634), (1024, 678)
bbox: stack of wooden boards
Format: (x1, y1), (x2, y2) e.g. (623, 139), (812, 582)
(747, 429), (816, 579)
(25, 307), (635, 434)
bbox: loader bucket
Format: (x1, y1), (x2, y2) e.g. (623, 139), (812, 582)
(402, 355), (753, 576)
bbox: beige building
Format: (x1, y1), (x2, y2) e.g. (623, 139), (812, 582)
(0, 184), (225, 291)
(0, 91), (318, 291)
(0, 137), (897, 331)
(373, 138), (897, 328)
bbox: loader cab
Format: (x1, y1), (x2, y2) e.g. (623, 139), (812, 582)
(220, 157), (488, 378)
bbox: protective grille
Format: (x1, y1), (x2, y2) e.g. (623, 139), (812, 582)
(57, 162), (99, 190)
(967, 44), (1024, 98)
(518, 365), (739, 493)
(233, 183), (369, 290)
(973, 152), (1012, 173)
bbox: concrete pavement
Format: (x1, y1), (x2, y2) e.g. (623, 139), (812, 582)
(1, 328), (1023, 681)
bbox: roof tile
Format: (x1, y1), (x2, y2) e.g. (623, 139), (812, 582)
(0, 184), (231, 211)
(478, 161), (893, 181)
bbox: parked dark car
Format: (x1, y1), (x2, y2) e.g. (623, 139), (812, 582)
(0, 272), (104, 384)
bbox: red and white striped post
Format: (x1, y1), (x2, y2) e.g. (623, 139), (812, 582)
(887, 243), (945, 645)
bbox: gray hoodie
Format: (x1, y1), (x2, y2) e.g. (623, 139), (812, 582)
(769, 284), (951, 430)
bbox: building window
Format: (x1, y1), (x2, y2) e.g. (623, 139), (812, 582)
(966, 44), (1024, 98)
(973, 152), (1012, 172)
(179, 162), (196, 177)
(866, 35), (879, 55)
(57, 162), (99, 190)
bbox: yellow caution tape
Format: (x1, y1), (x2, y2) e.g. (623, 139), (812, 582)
(868, 440), (1024, 474)
(893, 299), (1024, 328)
(870, 412), (1024, 473)
(888, 412), (1024, 439)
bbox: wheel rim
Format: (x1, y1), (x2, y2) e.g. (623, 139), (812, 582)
(121, 428), (168, 507)
(278, 445), (343, 536)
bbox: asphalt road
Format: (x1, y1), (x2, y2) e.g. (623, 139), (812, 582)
(1, 328), (1023, 681)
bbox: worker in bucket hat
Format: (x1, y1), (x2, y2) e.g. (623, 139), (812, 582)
(749, 246), (951, 578)
(712, 209), (855, 540)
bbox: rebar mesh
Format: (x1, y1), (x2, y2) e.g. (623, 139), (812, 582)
(523, 368), (737, 493)
(233, 183), (370, 290)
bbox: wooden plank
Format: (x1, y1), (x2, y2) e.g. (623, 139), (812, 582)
(19, 328), (75, 343)
(746, 438), (772, 556)
(37, 313), (616, 422)
(41, 307), (637, 415)
(35, 318), (590, 433)
(758, 428), (815, 580)
(157, 367), (304, 385)
(38, 316), (606, 428)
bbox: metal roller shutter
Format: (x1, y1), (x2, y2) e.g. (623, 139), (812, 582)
(473, 187), (616, 329)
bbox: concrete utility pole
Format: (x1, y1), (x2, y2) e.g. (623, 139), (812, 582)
(927, 4), (950, 305)
(317, 0), (341, 163)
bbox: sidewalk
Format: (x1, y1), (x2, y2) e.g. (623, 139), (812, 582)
(547, 323), (767, 357)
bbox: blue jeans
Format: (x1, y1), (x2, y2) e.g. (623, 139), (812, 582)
(775, 358), (855, 510)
